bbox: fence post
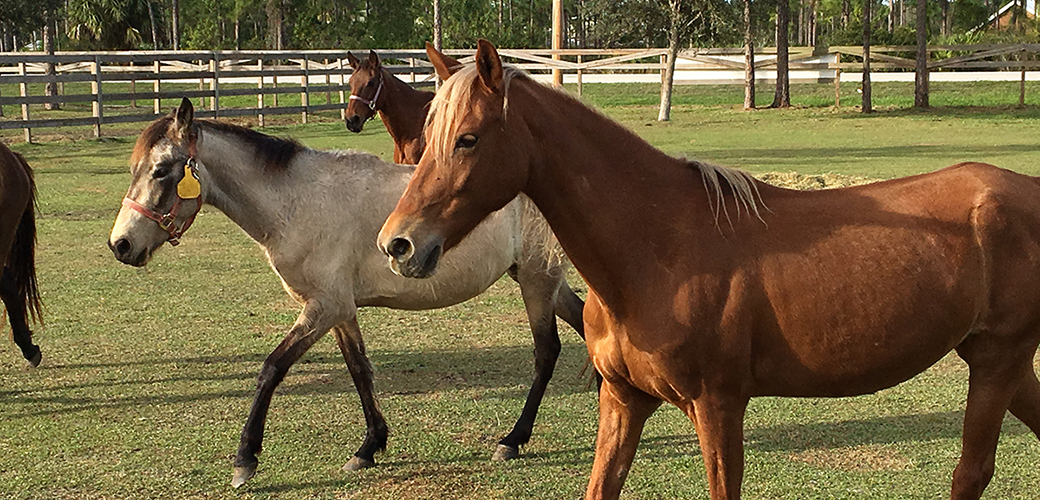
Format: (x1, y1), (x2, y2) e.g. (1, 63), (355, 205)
(198, 59), (205, 108)
(338, 57), (347, 121)
(660, 53), (667, 86)
(301, 57), (309, 124)
(129, 61), (137, 108)
(272, 63), (278, 108)
(92, 56), (103, 138)
(210, 52), (220, 118)
(577, 54), (583, 97)
(409, 57), (416, 83)
(0, 82), (4, 118)
(18, 62), (31, 143)
(1020, 49), (1027, 108)
(834, 66), (842, 107)
(153, 59), (161, 114)
(324, 58), (331, 104)
(258, 58), (266, 127)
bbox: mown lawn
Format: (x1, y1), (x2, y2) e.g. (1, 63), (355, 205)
(1, 82), (1040, 499)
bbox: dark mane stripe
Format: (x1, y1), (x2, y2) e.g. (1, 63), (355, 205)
(199, 120), (301, 172)
(133, 115), (301, 173)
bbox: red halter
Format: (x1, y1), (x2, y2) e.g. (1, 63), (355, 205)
(121, 142), (203, 247)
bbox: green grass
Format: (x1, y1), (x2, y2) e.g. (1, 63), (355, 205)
(2, 83), (1040, 499)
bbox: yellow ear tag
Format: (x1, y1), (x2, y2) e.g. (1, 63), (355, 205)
(177, 162), (201, 199)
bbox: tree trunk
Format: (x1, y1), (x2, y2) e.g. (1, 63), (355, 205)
(914, 0), (928, 107)
(744, 0), (756, 110)
(773, 0), (791, 108)
(842, 0), (851, 28)
(267, 0), (284, 49)
(939, 0), (950, 36)
(44, 16), (59, 110)
(172, 0), (181, 50)
(147, 0), (159, 48)
(434, 0), (443, 88)
(658, 0), (681, 121)
(862, 0), (873, 113)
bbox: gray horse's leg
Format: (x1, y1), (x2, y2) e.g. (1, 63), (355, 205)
(494, 265), (564, 461)
(554, 278), (585, 339)
(232, 300), (341, 488)
(0, 268), (39, 366)
(332, 318), (389, 471)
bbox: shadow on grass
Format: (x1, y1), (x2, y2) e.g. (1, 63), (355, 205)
(0, 343), (595, 419)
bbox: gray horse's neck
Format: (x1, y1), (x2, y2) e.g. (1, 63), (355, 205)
(193, 125), (292, 246)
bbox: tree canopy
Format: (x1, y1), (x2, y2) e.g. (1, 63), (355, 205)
(0, 0), (1036, 52)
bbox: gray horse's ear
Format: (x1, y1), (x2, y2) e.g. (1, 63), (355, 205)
(368, 50), (380, 67)
(426, 41), (463, 80)
(475, 39), (503, 94)
(346, 51), (361, 70)
(173, 97), (194, 141)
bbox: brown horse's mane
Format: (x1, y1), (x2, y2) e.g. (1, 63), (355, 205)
(133, 115), (301, 173)
(427, 64), (765, 229)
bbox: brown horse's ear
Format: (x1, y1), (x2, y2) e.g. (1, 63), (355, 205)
(172, 97), (194, 141)
(346, 51), (361, 70)
(368, 50), (381, 68)
(475, 39), (503, 94)
(426, 41), (463, 80)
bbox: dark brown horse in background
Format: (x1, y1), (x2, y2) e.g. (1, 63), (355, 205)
(379, 40), (1040, 500)
(0, 142), (42, 367)
(344, 50), (439, 164)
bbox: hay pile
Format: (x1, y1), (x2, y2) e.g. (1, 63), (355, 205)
(755, 171), (877, 190)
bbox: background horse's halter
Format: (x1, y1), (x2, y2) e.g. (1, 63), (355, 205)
(121, 140), (203, 246)
(348, 70), (384, 113)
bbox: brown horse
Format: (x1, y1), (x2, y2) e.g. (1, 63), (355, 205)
(378, 40), (1040, 500)
(344, 50), (444, 164)
(0, 142), (42, 367)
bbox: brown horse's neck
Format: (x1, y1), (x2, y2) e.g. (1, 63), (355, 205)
(378, 70), (434, 164)
(511, 80), (711, 311)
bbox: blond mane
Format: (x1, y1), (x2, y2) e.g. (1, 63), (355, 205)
(426, 62), (765, 230)
(693, 160), (766, 229)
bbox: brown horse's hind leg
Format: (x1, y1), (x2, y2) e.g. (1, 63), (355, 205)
(1008, 366), (1040, 438)
(332, 318), (389, 471)
(951, 337), (1035, 500)
(0, 268), (39, 366)
(494, 264), (567, 461)
(231, 300), (342, 488)
(585, 379), (660, 500)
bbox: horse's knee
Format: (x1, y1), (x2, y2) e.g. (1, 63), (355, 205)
(952, 459), (995, 499)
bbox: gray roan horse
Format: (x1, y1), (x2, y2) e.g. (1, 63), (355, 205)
(0, 141), (42, 366)
(107, 98), (586, 487)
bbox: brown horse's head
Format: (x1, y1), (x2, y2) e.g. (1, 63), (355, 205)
(378, 40), (532, 278)
(345, 50), (384, 133)
(109, 97), (203, 266)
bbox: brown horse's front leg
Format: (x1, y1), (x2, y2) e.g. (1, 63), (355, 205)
(232, 300), (339, 488)
(688, 394), (749, 500)
(585, 380), (661, 500)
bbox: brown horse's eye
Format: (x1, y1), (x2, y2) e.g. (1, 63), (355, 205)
(455, 134), (478, 150)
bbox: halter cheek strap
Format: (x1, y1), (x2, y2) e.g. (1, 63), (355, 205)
(121, 141), (203, 247)
(349, 73), (384, 112)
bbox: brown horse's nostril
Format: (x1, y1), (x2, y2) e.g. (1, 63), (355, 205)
(388, 237), (413, 260)
(345, 115), (363, 133)
(112, 238), (132, 259)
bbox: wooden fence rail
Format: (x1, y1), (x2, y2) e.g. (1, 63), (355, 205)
(2, 45), (1039, 142)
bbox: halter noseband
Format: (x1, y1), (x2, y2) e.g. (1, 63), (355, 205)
(348, 70), (384, 112)
(121, 140), (203, 247)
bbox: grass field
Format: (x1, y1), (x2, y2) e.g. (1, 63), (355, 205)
(2, 82), (1040, 499)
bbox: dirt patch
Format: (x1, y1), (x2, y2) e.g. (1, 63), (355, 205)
(789, 443), (914, 472)
(756, 171), (877, 190)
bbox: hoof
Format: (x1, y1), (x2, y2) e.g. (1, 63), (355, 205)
(231, 464), (256, 488)
(491, 444), (519, 461)
(342, 455), (376, 471)
(26, 351), (41, 368)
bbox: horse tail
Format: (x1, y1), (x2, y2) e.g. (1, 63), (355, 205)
(8, 152), (42, 324)
(517, 194), (568, 272)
